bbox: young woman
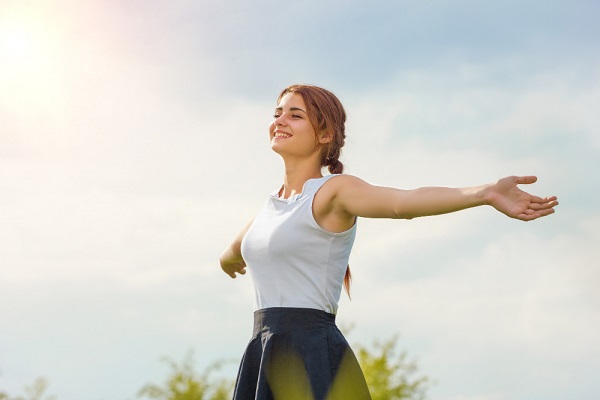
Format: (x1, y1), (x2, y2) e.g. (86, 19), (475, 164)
(220, 84), (558, 400)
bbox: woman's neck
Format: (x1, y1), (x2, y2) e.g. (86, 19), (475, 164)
(279, 158), (323, 199)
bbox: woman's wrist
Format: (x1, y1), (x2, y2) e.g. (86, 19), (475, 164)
(479, 183), (495, 207)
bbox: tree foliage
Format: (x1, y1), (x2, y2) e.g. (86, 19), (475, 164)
(138, 334), (428, 400)
(2, 334), (429, 400)
(137, 351), (232, 400)
(0, 377), (55, 400)
(356, 335), (429, 400)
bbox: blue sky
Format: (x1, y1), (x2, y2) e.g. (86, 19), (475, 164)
(1, 1), (599, 399)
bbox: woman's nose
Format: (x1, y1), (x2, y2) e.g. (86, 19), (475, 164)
(274, 113), (286, 126)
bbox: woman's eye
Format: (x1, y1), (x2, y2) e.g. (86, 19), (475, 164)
(272, 113), (302, 119)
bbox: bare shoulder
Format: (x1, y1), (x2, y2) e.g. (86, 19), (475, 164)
(317, 174), (366, 201)
(319, 174), (406, 219)
(314, 174), (368, 213)
(323, 174), (367, 191)
(313, 175), (362, 232)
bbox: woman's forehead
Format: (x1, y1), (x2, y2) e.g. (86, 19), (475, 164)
(277, 92), (306, 109)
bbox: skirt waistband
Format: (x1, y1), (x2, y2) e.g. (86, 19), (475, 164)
(253, 307), (336, 336)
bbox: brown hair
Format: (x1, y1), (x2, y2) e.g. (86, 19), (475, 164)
(277, 84), (352, 297)
(277, 84), (347, 175)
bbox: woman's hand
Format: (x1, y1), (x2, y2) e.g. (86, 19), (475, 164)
(220, 255), (247, 279)
(485, 176), (558, 221)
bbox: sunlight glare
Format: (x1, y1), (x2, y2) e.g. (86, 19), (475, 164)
(0, 10), (69, 118)
(1, 28), (34, 59)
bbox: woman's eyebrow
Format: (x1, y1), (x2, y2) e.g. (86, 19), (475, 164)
(275, 106), (308, 114)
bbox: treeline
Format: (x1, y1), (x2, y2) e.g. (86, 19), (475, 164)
(1, 335), (429, 400)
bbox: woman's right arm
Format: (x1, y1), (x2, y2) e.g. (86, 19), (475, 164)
(219, 220), (253, 279)
(327, 175), (557, 221)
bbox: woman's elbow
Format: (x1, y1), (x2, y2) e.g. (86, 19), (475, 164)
(392, 207), (416, 220)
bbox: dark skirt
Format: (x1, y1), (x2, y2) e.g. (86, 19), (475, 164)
(233, 307), (371, 400)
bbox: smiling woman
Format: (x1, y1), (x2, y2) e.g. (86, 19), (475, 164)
(220, 83), (558, 400)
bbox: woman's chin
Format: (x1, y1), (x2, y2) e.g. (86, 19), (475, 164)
(270, 141), (286, 154)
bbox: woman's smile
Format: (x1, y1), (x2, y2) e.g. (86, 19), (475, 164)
(274, 130), (292, 139)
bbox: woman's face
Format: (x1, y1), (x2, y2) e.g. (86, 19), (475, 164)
(269, 92), (321, 158)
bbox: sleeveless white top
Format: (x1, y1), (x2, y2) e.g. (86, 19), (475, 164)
(241, 175), (357, 314)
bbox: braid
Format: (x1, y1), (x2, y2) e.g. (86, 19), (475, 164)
(327, 158), (344, 174)
(323, 118), (346, 175)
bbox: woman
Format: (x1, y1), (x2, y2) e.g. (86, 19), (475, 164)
(220, 84), (558, 400)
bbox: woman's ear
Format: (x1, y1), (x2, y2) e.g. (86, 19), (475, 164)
(318, 130), (332, 144)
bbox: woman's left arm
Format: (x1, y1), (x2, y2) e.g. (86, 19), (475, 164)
(331, 175), (558, 221)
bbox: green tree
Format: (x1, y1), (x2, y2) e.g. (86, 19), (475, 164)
(356, 335), (429, 400)
(0, 377), (55, 400)
(138, 351), (233, 400)
(139, 334), (428, 400)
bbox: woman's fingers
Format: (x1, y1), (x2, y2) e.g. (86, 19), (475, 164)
(518, 205), (556, 221)
(515, 175), (538, 185)
(230, 265), (247, 278)
(529, 200), (558, 210)
(223, 262), (247, 279)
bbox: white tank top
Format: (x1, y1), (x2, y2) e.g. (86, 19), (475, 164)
(241, 175), (357, 314)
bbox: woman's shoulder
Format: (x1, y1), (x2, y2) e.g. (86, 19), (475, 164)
(312, 174), (365, 201)
(321, 174), (366, 188)
(312, 174), (362, 231)
(306, 174), (359, 191)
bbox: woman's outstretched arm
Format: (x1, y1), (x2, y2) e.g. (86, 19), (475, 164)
(329, 175), (558, 221)
(220, 220), (253, 278)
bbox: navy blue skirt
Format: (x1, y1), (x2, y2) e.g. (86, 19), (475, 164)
(233, 307), (371, 400)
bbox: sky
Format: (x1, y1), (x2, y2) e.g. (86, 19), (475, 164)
(1, 0), (599, 399)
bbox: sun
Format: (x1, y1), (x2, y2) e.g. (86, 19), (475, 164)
(0, 9), (67, 116)
(0, 15), (37, 69)
(0, 3), (66, 67)
(1, 27), (35, 59)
